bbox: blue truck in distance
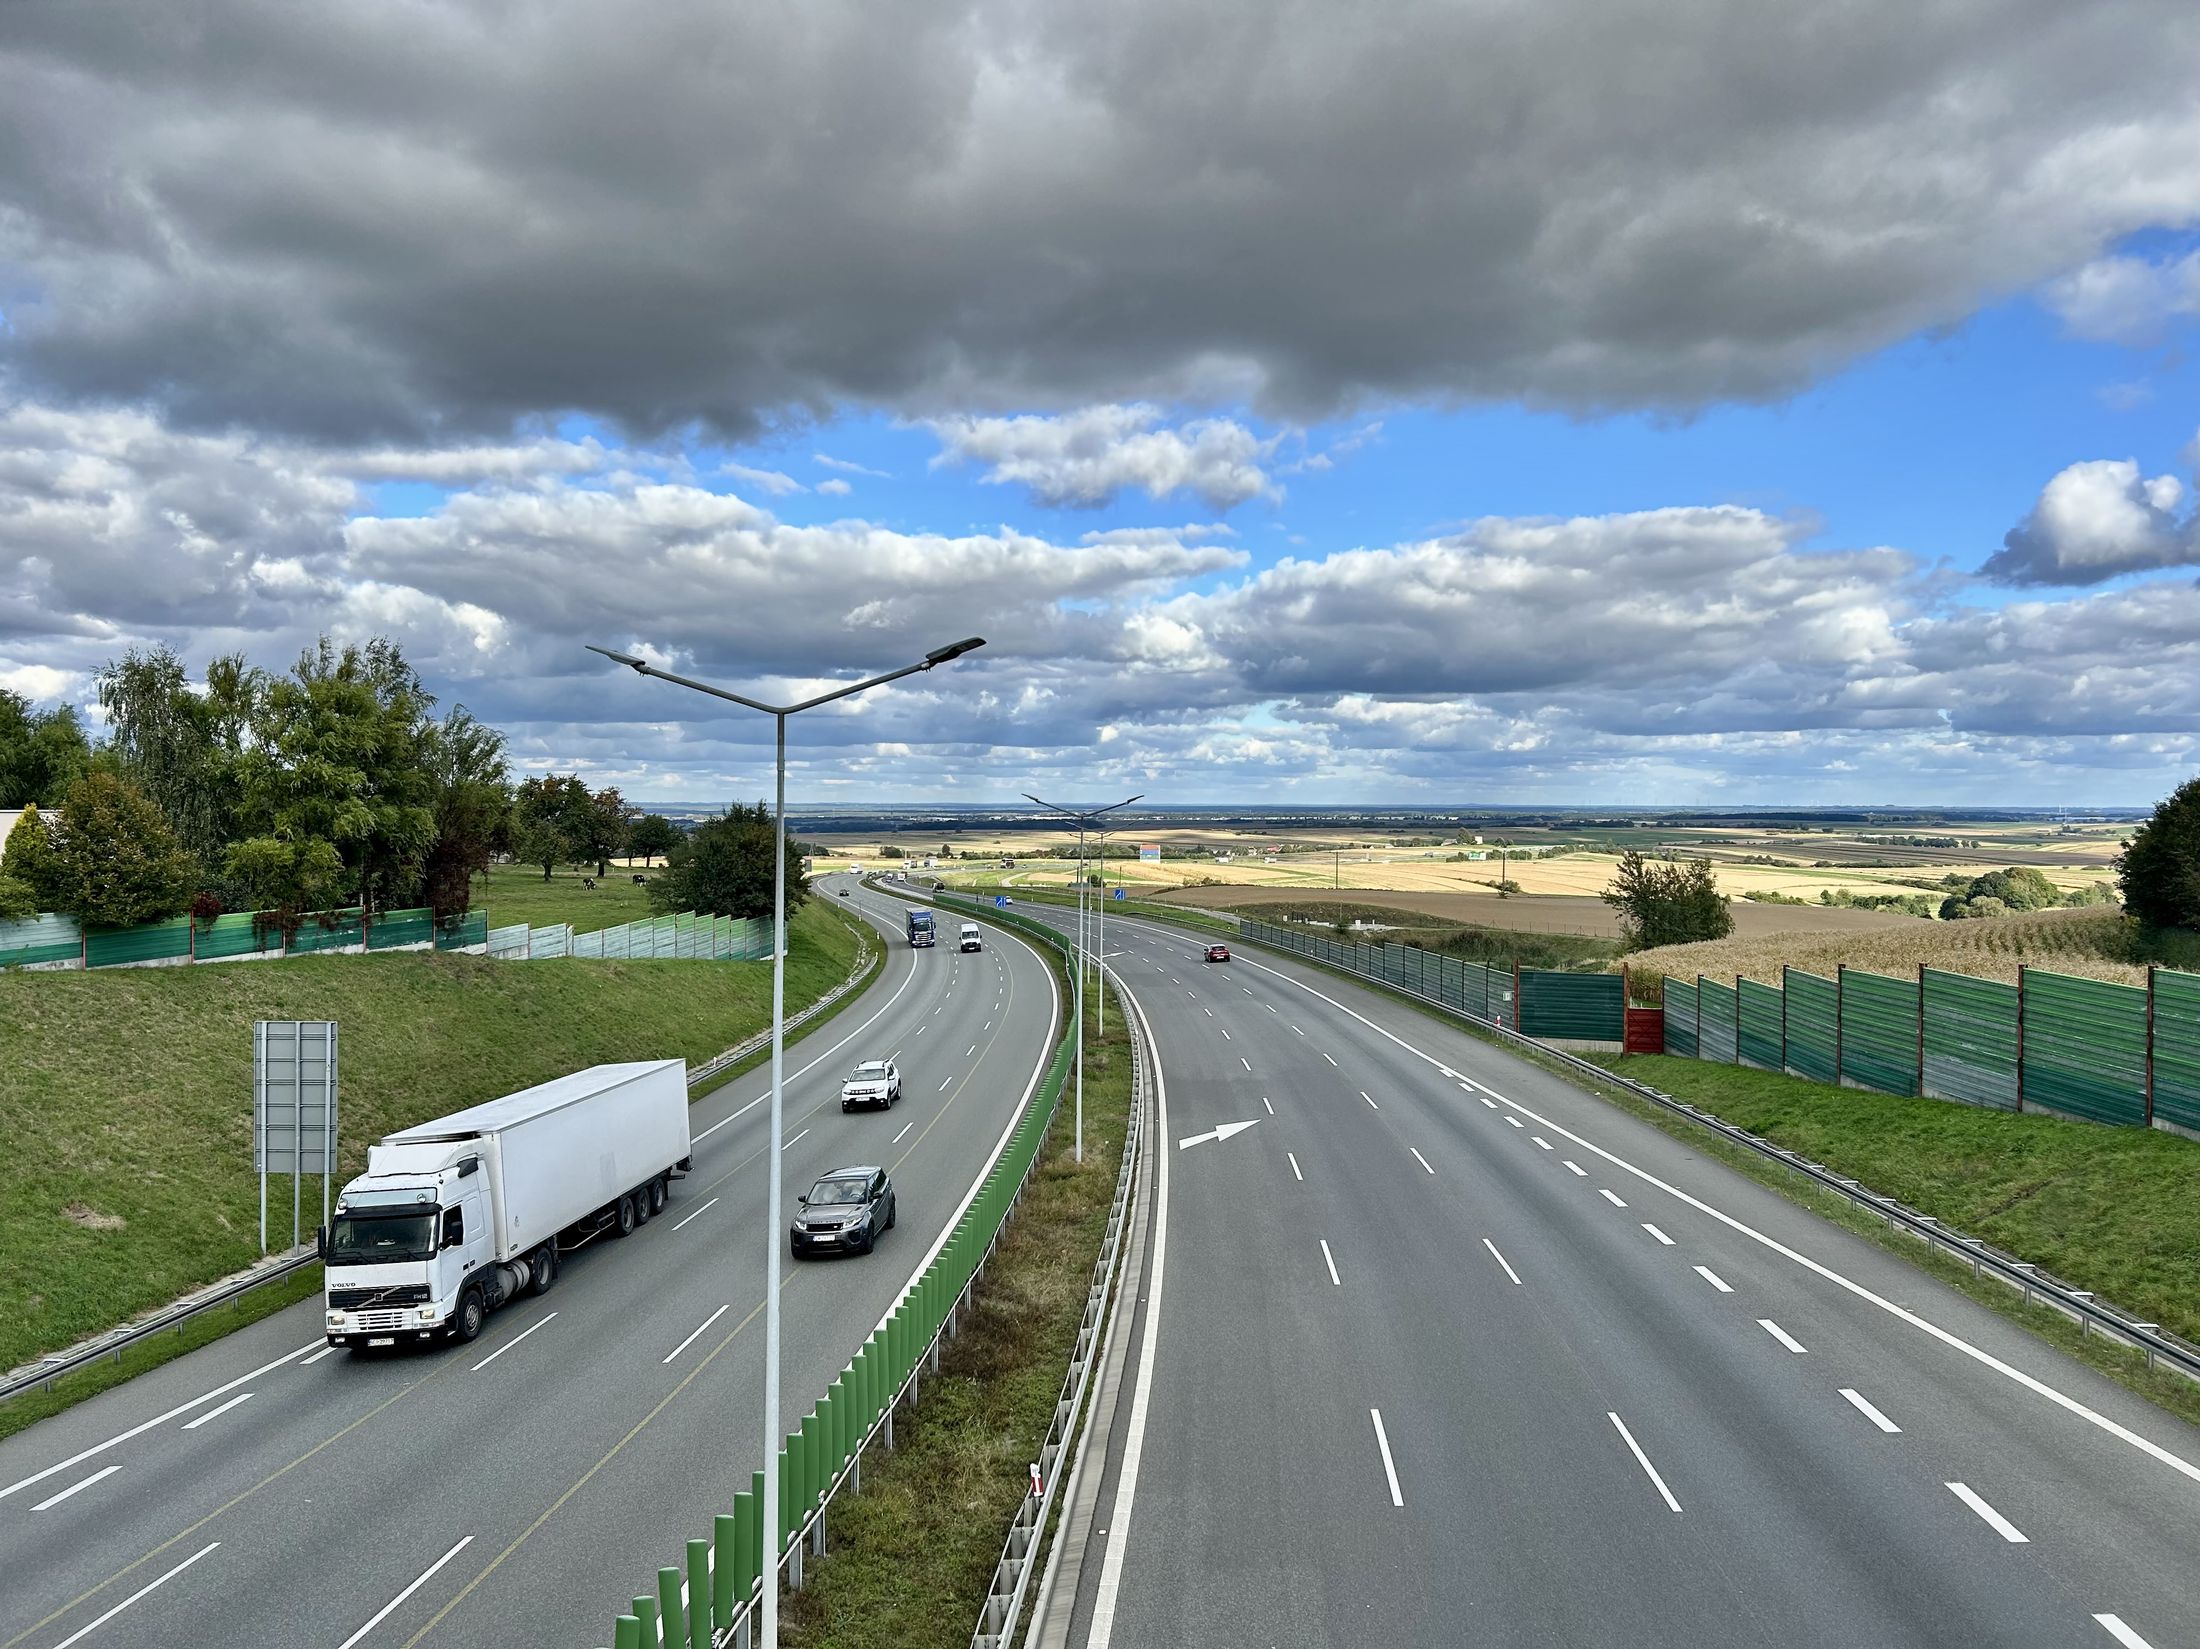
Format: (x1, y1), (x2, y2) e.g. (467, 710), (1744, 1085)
(906, 908), (935, 947)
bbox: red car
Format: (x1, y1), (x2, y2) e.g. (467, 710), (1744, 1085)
(1205, 943), (1230, 963)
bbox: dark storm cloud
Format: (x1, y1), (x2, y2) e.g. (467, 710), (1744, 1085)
(3, 1), (2198, 439)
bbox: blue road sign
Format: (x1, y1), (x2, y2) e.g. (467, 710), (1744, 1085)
(995, 895), (1008, 907)
(1114, 887), (1126, 899)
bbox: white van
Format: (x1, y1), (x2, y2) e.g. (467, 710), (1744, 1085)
(958, 922), (982, 953)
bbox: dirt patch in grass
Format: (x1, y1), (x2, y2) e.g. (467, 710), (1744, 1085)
(781, 977), (1132, 1649)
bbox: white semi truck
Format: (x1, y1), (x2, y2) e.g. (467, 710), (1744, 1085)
(321, 1060), (692, 1350)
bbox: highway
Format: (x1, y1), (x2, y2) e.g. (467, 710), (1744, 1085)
(0, 876), (1059, 1649)
(1023, 905), (2200, 1649)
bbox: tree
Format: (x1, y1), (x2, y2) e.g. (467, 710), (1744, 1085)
(95, 645), (258, 873)
(223, 835), (348, 932)
(419, 707), (511, 916)
(234, 638), (437, 911)
(1600, 851), (1733, 949)
(0, 874), (34, 922)
(628, 813), (682, 866)
(0, 803), (63, 907)
(877, 844), (905, 860)
(513, 775), (588, 880)
(647, 801), (809, 920)
(2120, 775), (2200, 931)
(573, 786), (629, 875)
(0, 690), (93, 808)
(47, 773), (195, 928)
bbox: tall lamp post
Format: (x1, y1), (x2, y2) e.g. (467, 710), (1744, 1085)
(1022, 792), (1141, 1163)
(589, 635), (984, 1649)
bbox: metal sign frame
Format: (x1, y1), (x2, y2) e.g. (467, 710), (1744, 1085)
(254, 1021), (339, 1255)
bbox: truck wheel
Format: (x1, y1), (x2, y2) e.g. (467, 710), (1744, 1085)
(529, 1244), (558, 1297)
(648, 1177), (668, 1216)
(614, 1194), (638, 1237)
(454, 1287), (486, 1344)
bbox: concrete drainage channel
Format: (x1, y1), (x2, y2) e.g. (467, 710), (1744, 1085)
(0, 917), (879, 1410)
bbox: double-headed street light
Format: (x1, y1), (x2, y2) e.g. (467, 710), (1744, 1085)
(1022, 792), (1142, 1164)
(589, 635), (983, 1649)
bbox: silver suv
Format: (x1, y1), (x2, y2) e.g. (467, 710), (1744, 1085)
(840, 1059), (901, 1112)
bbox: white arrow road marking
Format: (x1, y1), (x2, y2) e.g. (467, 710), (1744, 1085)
(1177, 1120), (1261, 1150)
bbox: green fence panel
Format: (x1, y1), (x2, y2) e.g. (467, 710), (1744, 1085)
(2022, 968), (2148, 1126)
(191, 911), (262, 960)
(1517, 970), (1623, 1041)
(1697, 978), (1738, 1064)
(1838, 968), (1917, 1096)
(1663, 979), (1698, 1058)
(0, 911), (83, 967)
(2157, 970), (2200, 1133)
(367, 907), (435, 950)
(1782, 970), (1837, 1085)
(84, 917), (193, 968)
(288, 907), (365, 954)
(1737, 978), (1785, 1070)
(434, 911), (487, 951)
(1920, 967), (2019, 1110)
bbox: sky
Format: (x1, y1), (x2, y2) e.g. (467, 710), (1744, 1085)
(3, 0), (2200, 808)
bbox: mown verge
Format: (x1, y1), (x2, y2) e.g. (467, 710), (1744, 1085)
(0, 898), (863, 1386)
(781, 974), (1133, 1648)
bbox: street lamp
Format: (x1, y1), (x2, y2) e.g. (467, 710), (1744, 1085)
(1022, 792), (1142, 1163)
(589, 635), (984, 1649)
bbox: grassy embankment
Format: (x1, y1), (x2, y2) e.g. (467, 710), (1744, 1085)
(0, 897), (865, 1437)
(781, 968), (1132, 1648)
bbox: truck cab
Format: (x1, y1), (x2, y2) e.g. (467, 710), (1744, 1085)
(959, 922), (982, 952)
(906, 908), (936, 947)
(323, 1146), (501, 1347)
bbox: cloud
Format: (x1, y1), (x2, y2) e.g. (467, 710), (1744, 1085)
(6, 2), (2199, 439)
(929, 405), (1280, 509)
(816, 477), (853, 496)
(1986, 457), (2197, 585)
(2043, 252), (2200, 345)
(814, 454), (891, 479)
(725, 464), (806, 497)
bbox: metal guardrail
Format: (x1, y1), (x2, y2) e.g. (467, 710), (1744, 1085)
(1090, 901), (2200, 1390)
(969, 950), (1145, 1648)
(0, 912), (880, 1409)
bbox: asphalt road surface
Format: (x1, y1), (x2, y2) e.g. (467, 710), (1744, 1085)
(1023, 905), (2200, 1649)
(0, 876), (1058, 1649)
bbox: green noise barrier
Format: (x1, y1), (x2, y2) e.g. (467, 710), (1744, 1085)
(1782, 969), (1838, 1086)
(1663, 978), (1698, 1058)
(2021, 968), (2148, 1127)
(1696, 977), (1738, 1065)
(1920, 968), (2019, 1110)
(1737, 978), (1784, 1071)
(2157, 969), (2200, 1134)
(1838, 968), (1917, 1097)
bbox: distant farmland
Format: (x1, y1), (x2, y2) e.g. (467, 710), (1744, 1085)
(1146, 884), (1917, 939)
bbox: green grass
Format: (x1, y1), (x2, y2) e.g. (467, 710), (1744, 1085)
(0, 898), (863, 1381)
(467, 861), (664, 934)
(1595, 1055), (2200, 1346)
(782, 967), (1131, 1648)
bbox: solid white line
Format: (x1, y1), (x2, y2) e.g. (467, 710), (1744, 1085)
(334, 1535), (476, 1649)
(1598, 1188), (1626, 1207)
(1320, 1240), (1341, 1285)
(1369, 1409), (1405, 1508)
(663, 1304), (734, 1365)
(1410, 1147), (1435, 1174)
(302, 1345), (340, 1365)
(1840, 1388), (1902, 1433)
(1948, 1482), (2028, 1543)
(1261, 1096), (1274, 1115)
(1483, 1238), (1523, 1285)
(1563, 1160), (1587, 1176)
(0, 1342), (318, 1503)
(1609, 1413), (1682, 1512)
(52, 1541), (220, 1649)
(1759, 1319), (1808, 1353)
(785, 1126), (813, 1147)
(180, 1391), (253, 1431)
(1362, 1091), (1379, 1110)
(470, 1311), (559, 1371)
(1642, 1223), (1675, 1246)
(893, 1120), (914, 1143)
(1322, 1051), (1337, 1066)
(1695, 1265), (1733, 1293)
(2095, 1614), (2155, 1648)
(1287, 1152), (1303, 1181)
(31, 1464), (121, 1512)
(669, 1197), (720, 1231)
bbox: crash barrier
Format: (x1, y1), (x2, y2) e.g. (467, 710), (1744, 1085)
(594, 901), (1081, 1649)
(490, 910), (772, 962)
(1235, 918), (1625, 1048)
(0, 906), (486, 969)
(1664, 963), (2200, 1134)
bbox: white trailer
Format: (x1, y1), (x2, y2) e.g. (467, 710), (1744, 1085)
(322, 1060), (691, 1349)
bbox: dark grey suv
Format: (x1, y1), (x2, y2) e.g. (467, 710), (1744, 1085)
(791, 1166), (897, 1257)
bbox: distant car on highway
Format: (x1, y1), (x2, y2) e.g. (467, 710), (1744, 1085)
(792, 1165), (896, 1257)
(840, 1059), (901, 1111)
(1205, 943), (1230, 963)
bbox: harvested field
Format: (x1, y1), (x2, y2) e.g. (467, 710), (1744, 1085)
(1147, 884), (1916, 938)
(1624, 906), (2195, 990)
